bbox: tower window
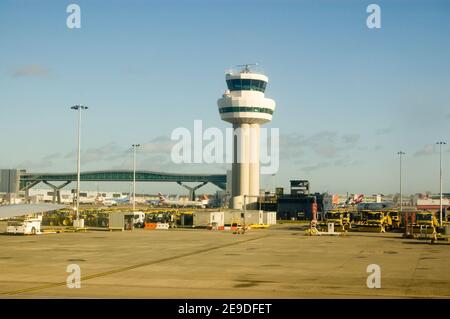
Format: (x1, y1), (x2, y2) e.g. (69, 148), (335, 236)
(250, 79), (261, 90)
(226, 79), (267, 92)
(241, 79), (251, 90)
(219, 106), (273, 115)
(260, 81), (267, 91)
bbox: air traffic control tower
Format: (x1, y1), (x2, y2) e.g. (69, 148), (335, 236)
(217, 65), (276, 209)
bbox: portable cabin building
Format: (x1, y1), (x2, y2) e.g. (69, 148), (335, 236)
(109, 212), (134, 231)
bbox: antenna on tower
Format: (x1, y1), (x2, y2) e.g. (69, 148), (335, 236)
(236, 63), (258, 73)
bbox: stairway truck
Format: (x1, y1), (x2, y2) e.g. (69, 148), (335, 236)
(6, 217), (42, 235)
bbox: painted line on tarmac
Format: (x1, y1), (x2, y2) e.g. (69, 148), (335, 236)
(1, 234), (271, 296)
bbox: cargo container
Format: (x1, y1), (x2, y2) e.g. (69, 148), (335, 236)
(263, 211), (277, 225)
(245, 210), (264, 225)
(192, 211), (224, 228)
(224, 210), (263, 226)
(179, 213), (194, 227)
(109, 212), (134, 231)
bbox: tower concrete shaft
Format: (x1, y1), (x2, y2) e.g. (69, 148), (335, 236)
(248, 123), (260, 199)
(218, 66), (276, 209)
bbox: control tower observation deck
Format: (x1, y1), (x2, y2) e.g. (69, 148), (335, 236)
(217, 65), (276, 209)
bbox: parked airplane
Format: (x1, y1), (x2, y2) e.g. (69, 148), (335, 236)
(158, 193), (207, 208)
(77, 196), (98, 204)
(146, 199), (161, 206)
(102, 198), (119, 206)
(356, 201), (395, 211)
(113, 197), (131, 204)
(199, 194), (210, 207)
(346, 194), (364, 205)
(94, 194), (130, 206)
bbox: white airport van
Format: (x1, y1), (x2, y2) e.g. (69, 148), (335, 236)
(6, 216), (42, 235)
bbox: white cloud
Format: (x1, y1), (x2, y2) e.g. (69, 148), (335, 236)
(375, 127), (393, 135)
(414, 144), (435, 157)
(18, 159), (54, 170)
(342, 133), (360, 144)
(29, 136), (179, 171)
(139, 136), (175, 154)
(281, 131), (361, 160)
(301, 162), (330, 173)
(11, 64), (50, 78)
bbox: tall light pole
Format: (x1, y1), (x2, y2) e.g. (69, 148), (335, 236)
(397, 151), (405, 214)
(437, 141), (446, 226)
(70, 105), (88, 222)
(132, 144), (140, 211)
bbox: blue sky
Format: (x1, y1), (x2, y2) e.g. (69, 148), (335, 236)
(0, 0), (449, 195)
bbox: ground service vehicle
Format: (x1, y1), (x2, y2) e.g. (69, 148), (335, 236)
(145, 211), (176, 228)
(42, 209), (73, 226)
(361, 211), (392, 232)
(7, 217), (42, 235)
(133, 212), (145, 228)
(387, 210), (401, 229)
(414, 211), (438, 235)
(322, 210), (351, 231)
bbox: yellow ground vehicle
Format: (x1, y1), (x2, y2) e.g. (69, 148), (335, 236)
(360, 211), (392, 232)
(413, 211), (438, 235)
(82, 211), (109, 227)
(42, 209), (74, 226)
(386, 210), (401, 229)
(144, 210), (180, 229)
(322, 210), (351, 231)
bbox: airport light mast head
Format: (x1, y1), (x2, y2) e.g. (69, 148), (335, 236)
(71, 105), (88, 111)
(217, 64), (276, 209)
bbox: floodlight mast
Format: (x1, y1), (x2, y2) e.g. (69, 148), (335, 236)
(70, 105), (88, 223)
